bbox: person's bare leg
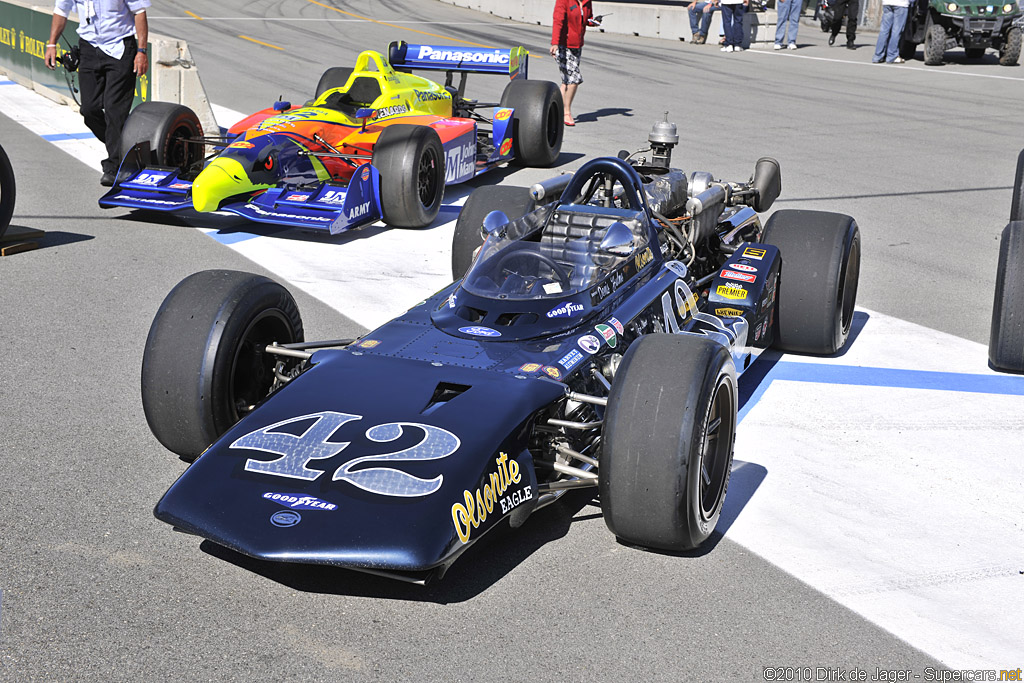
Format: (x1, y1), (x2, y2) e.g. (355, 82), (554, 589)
(562, 83), (578, 124)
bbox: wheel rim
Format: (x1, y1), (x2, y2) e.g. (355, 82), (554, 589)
(417, 146), (440, 208)
(545, 100), (560, 148)
(836, 235), (860, 339)
(698, 376), (735, 521)
(229, 310), (294, 421)
(165, 122), (198, 170)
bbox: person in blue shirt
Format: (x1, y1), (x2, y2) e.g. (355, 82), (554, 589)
(44, 0), (151, 186)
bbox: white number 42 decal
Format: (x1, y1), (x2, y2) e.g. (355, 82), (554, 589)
(231, 411), (461, 498)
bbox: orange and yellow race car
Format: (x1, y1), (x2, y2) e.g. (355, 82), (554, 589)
(99, 41), (564, 233)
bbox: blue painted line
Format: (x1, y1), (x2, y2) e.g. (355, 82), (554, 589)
(41, 132), (95, 141)
(0, 80), (17, 85)
(738, 359), (1024, 423)
(207, 231), (261, 245)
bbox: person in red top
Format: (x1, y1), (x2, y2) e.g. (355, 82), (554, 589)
(549, 0), (600, 126)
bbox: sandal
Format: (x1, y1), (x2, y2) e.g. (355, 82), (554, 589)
(564, 116), (576, 126)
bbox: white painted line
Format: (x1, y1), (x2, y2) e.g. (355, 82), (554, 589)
(749, 48), (1024, 81)
(151, 16), (511, 25)
(730, 309), (1024, 668)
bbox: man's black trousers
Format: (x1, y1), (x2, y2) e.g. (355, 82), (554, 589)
(830, 0), (859, 42)
(78, 37), (137, 174)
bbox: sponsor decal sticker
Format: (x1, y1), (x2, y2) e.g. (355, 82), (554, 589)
(729, 263), (758, 273)
(132, 171), (169, 186)
(608, 317), (624, 335)
(558, 349), (584, 371)
(742, 247), (766, 260)
(358, 339), (380, 348)
(459, 326), (501, 337)
(717, 283), (749, 300)
(320, 189), (346, 205)
(519, 363), (542, 373)
(445, 141), (476, 182)
(263, 492), (337, 511)
(546, 301), (584, 319)
(415, 89), (449, 103)
(270, 510), (301, 527)
(634, 247), (653, 270)
(542, 366), (562, 380)
(715, 307), (746, 317)
(169, 182), (190, 189)
(499, 138), (513, 156)
(228, 140), (254, 149)
(595, 324), (616, 348)
(285, 193), (310, 202)
(372, 104), (409, 119)
(447, 292), (457, 309)
(348, 200), (372, 220)
(361, 167), (370, 181)
(416, 45), (511, 65)
(578, 335), (601, 355)
(451, 452), (528, 543)
(494, 108), (512, 121)
(721, 269), (756, 283)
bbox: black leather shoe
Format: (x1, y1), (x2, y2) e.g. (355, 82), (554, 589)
(100, 171), (115, 187)
(828, 34), (836, 45)
(846, 41), (856, 49)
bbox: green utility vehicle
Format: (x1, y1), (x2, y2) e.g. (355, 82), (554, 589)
(900, 0), (1022, 65)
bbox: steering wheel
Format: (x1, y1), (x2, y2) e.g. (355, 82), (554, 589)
(495, 249), (571, 292)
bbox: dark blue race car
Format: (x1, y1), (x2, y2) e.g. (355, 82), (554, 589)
(143, 119), (861, 583)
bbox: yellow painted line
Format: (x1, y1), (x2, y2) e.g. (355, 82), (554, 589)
(238, 34), (285, 51)
(184, 10), (203, 20)
(304, 0), (541, 57)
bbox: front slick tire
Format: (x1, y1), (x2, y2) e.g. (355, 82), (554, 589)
(119, 101), (203, 170)
(500, 80), (563, 167)
(451, 185), (535, 280)
(142, 270), (304, 461)
(373, 124), (444, 228)
(0, 142), (14, 240)
(763, 209), (861, 355)
(601, 334), (738, 551)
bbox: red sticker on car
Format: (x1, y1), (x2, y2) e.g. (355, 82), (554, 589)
(721, 270), (756, 283)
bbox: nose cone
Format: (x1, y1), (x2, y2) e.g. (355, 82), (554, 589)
(191, 157), (259, 212)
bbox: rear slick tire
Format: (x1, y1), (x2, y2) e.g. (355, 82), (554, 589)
(451, 185), (535, 280)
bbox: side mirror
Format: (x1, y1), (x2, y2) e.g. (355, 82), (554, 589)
(480, 210), (510, 239)
(355, 108), (375, 120)
(751, 157), (781, 212)
(599, 221), (634, 256)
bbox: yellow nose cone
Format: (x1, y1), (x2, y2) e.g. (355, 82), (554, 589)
(191, 157), (256, 212)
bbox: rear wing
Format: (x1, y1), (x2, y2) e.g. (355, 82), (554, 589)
(388, 41), (528, 80)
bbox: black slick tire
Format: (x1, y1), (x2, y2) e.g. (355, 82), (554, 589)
(999, 27), (1021, 66)
(499, 80), (563, 167)
(924, 23), (946, 65)
(119, 101), (204, 171)
(315, 67), (354, 99)
(989, 148), (1024, 372)
(762, 209), (861, 355)
(451, 185), (535, 280)
(141, 270), (304, 461)
(0, 142), (14, 241)
(373, 124), (444, 228)
(601, 334), (738, 552)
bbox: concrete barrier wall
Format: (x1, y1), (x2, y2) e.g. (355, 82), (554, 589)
(442, 0), (778, 45)
(0, 0), (217, 136)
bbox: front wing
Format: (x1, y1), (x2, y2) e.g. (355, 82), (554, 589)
(98, 146), (384, 236)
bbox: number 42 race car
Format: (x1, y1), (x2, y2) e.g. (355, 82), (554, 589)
(142, 119), (860, 583)
(99, 42), (564, 233)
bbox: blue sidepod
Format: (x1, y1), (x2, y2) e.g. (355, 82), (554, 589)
(154, 349), (565, 572)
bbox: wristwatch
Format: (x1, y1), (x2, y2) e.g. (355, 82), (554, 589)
(137, 47), (147, 54)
